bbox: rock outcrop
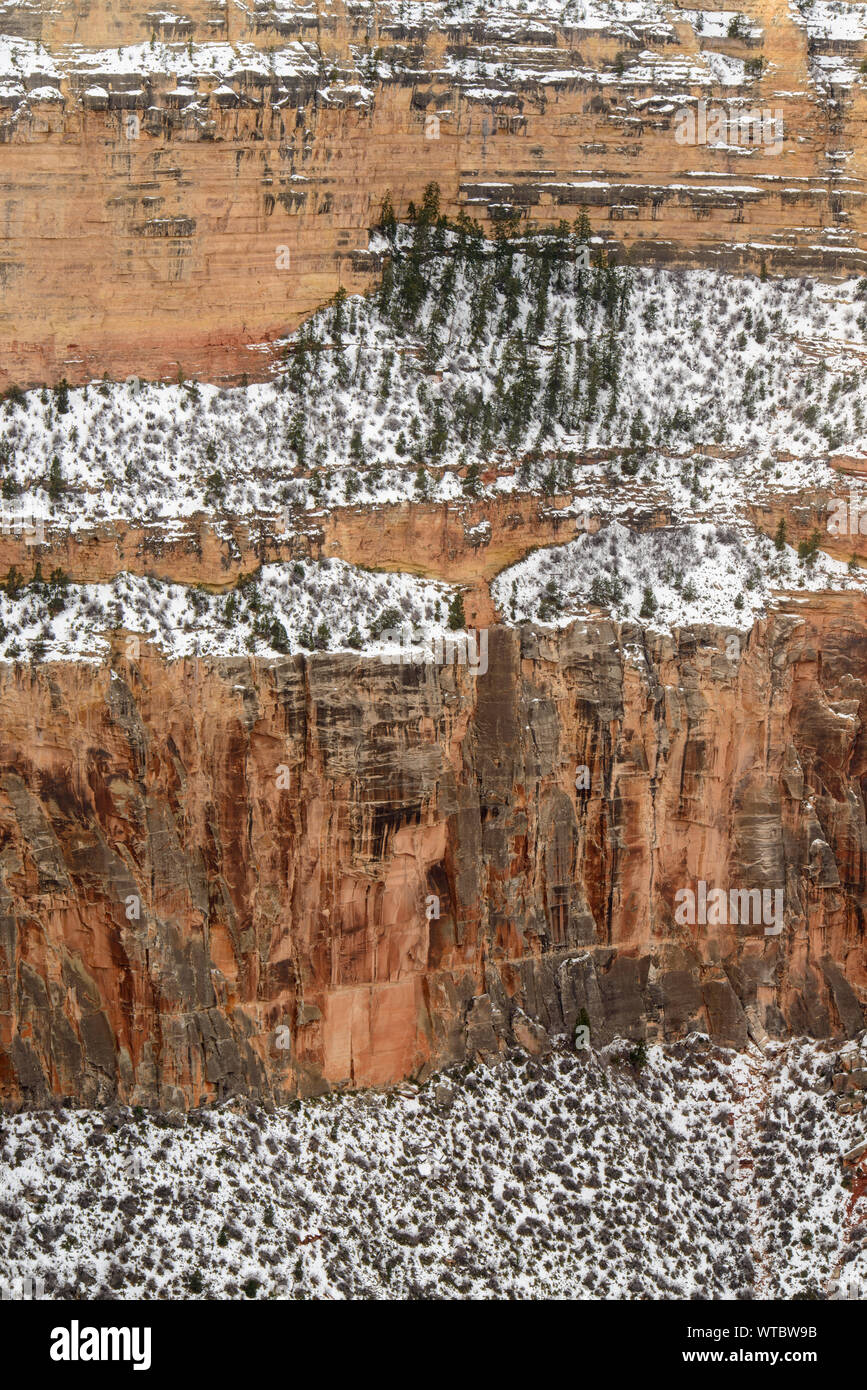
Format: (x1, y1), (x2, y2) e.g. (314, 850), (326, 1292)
(3, 0), (867, 385)
(1, 595), (865, 1107)
(832, 1031), (867, 1114)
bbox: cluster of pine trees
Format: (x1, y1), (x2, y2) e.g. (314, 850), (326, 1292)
(376, 184), (632, 456)
(275, 182), (633, 489)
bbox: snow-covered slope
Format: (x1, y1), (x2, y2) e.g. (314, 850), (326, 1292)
(1, 1037), (863, 1300)
(0, 560), (455, 661)
(492, 520), (865, 632)
(2, 241), (865, 530)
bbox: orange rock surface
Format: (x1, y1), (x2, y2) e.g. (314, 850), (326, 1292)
(0, 596), (864, 1106)
(2, 0), (867, 386)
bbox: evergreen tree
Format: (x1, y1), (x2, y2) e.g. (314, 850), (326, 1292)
(573, 210), (593, 244)
(53, 379), (70, 415)
(543, 317), (567, 424)
(378, 191), (397, 239)
(447, 592), (466, 630)
(48, 454), (64, 500)
(462, 461), (481, 497)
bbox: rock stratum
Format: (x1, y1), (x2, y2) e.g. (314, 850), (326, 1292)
(2, 0), (867, 1111)
(3, 0), (867, 385)
(1, 595), (865, 1108)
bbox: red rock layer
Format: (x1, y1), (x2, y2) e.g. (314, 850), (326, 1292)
(0, 599), (864, 1107)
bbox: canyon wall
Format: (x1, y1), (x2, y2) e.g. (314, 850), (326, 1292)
(2, 1), (867, 1109)
(2, 0), (867, 385)
(1, 596), (865, 1108)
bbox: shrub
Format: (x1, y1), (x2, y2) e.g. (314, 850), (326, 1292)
(798, 530), (820, 566)
(369, 605), (402, 639)
(628, 1040), (649, 1072)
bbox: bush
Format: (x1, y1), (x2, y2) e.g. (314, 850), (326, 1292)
(204, 469), (225, 504)
(369, 605), (402, 639)
(628, 1040), (649, 1072)
(798, 530), (820, 566)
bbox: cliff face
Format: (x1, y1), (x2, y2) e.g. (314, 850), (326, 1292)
(3, 0), (867, 386)
(1, 595), (864, 1108)
(2, 1), (867, 1112)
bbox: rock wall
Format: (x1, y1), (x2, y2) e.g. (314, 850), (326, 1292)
(2, 0), (867, 386)
(831, 1032), (866, 1115)
(1, 596), (865, 1108)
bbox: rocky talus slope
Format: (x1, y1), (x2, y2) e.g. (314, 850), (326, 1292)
(1, 1035), (865, 1299)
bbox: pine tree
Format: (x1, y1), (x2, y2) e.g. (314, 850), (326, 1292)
(331, 286), (347, 344)
(48, 455), (63, 500)
(377, 193), (394, 239)
(574, 210), (593, 244)
(462, 461), (481, 497)
(543, 318), (567, 424)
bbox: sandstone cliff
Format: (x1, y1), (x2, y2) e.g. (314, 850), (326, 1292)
(2, 1), (867, 1112)
(1, 596), (864, 1108)
(2, 0), (867, 385)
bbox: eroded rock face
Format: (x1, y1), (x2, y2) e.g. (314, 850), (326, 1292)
(2, 0), (867, 385)
(1, 599), (864, 1108)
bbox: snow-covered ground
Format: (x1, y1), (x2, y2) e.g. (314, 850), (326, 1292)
(0, 1036), (862, 1300)
(789, 0), (867, 42)
(0, 516), (858, 660)
(3, 225), (867, 654)
(0, 561), (456, 662)
(493, 520), (865, 632)
(2, 251), (865, 530)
